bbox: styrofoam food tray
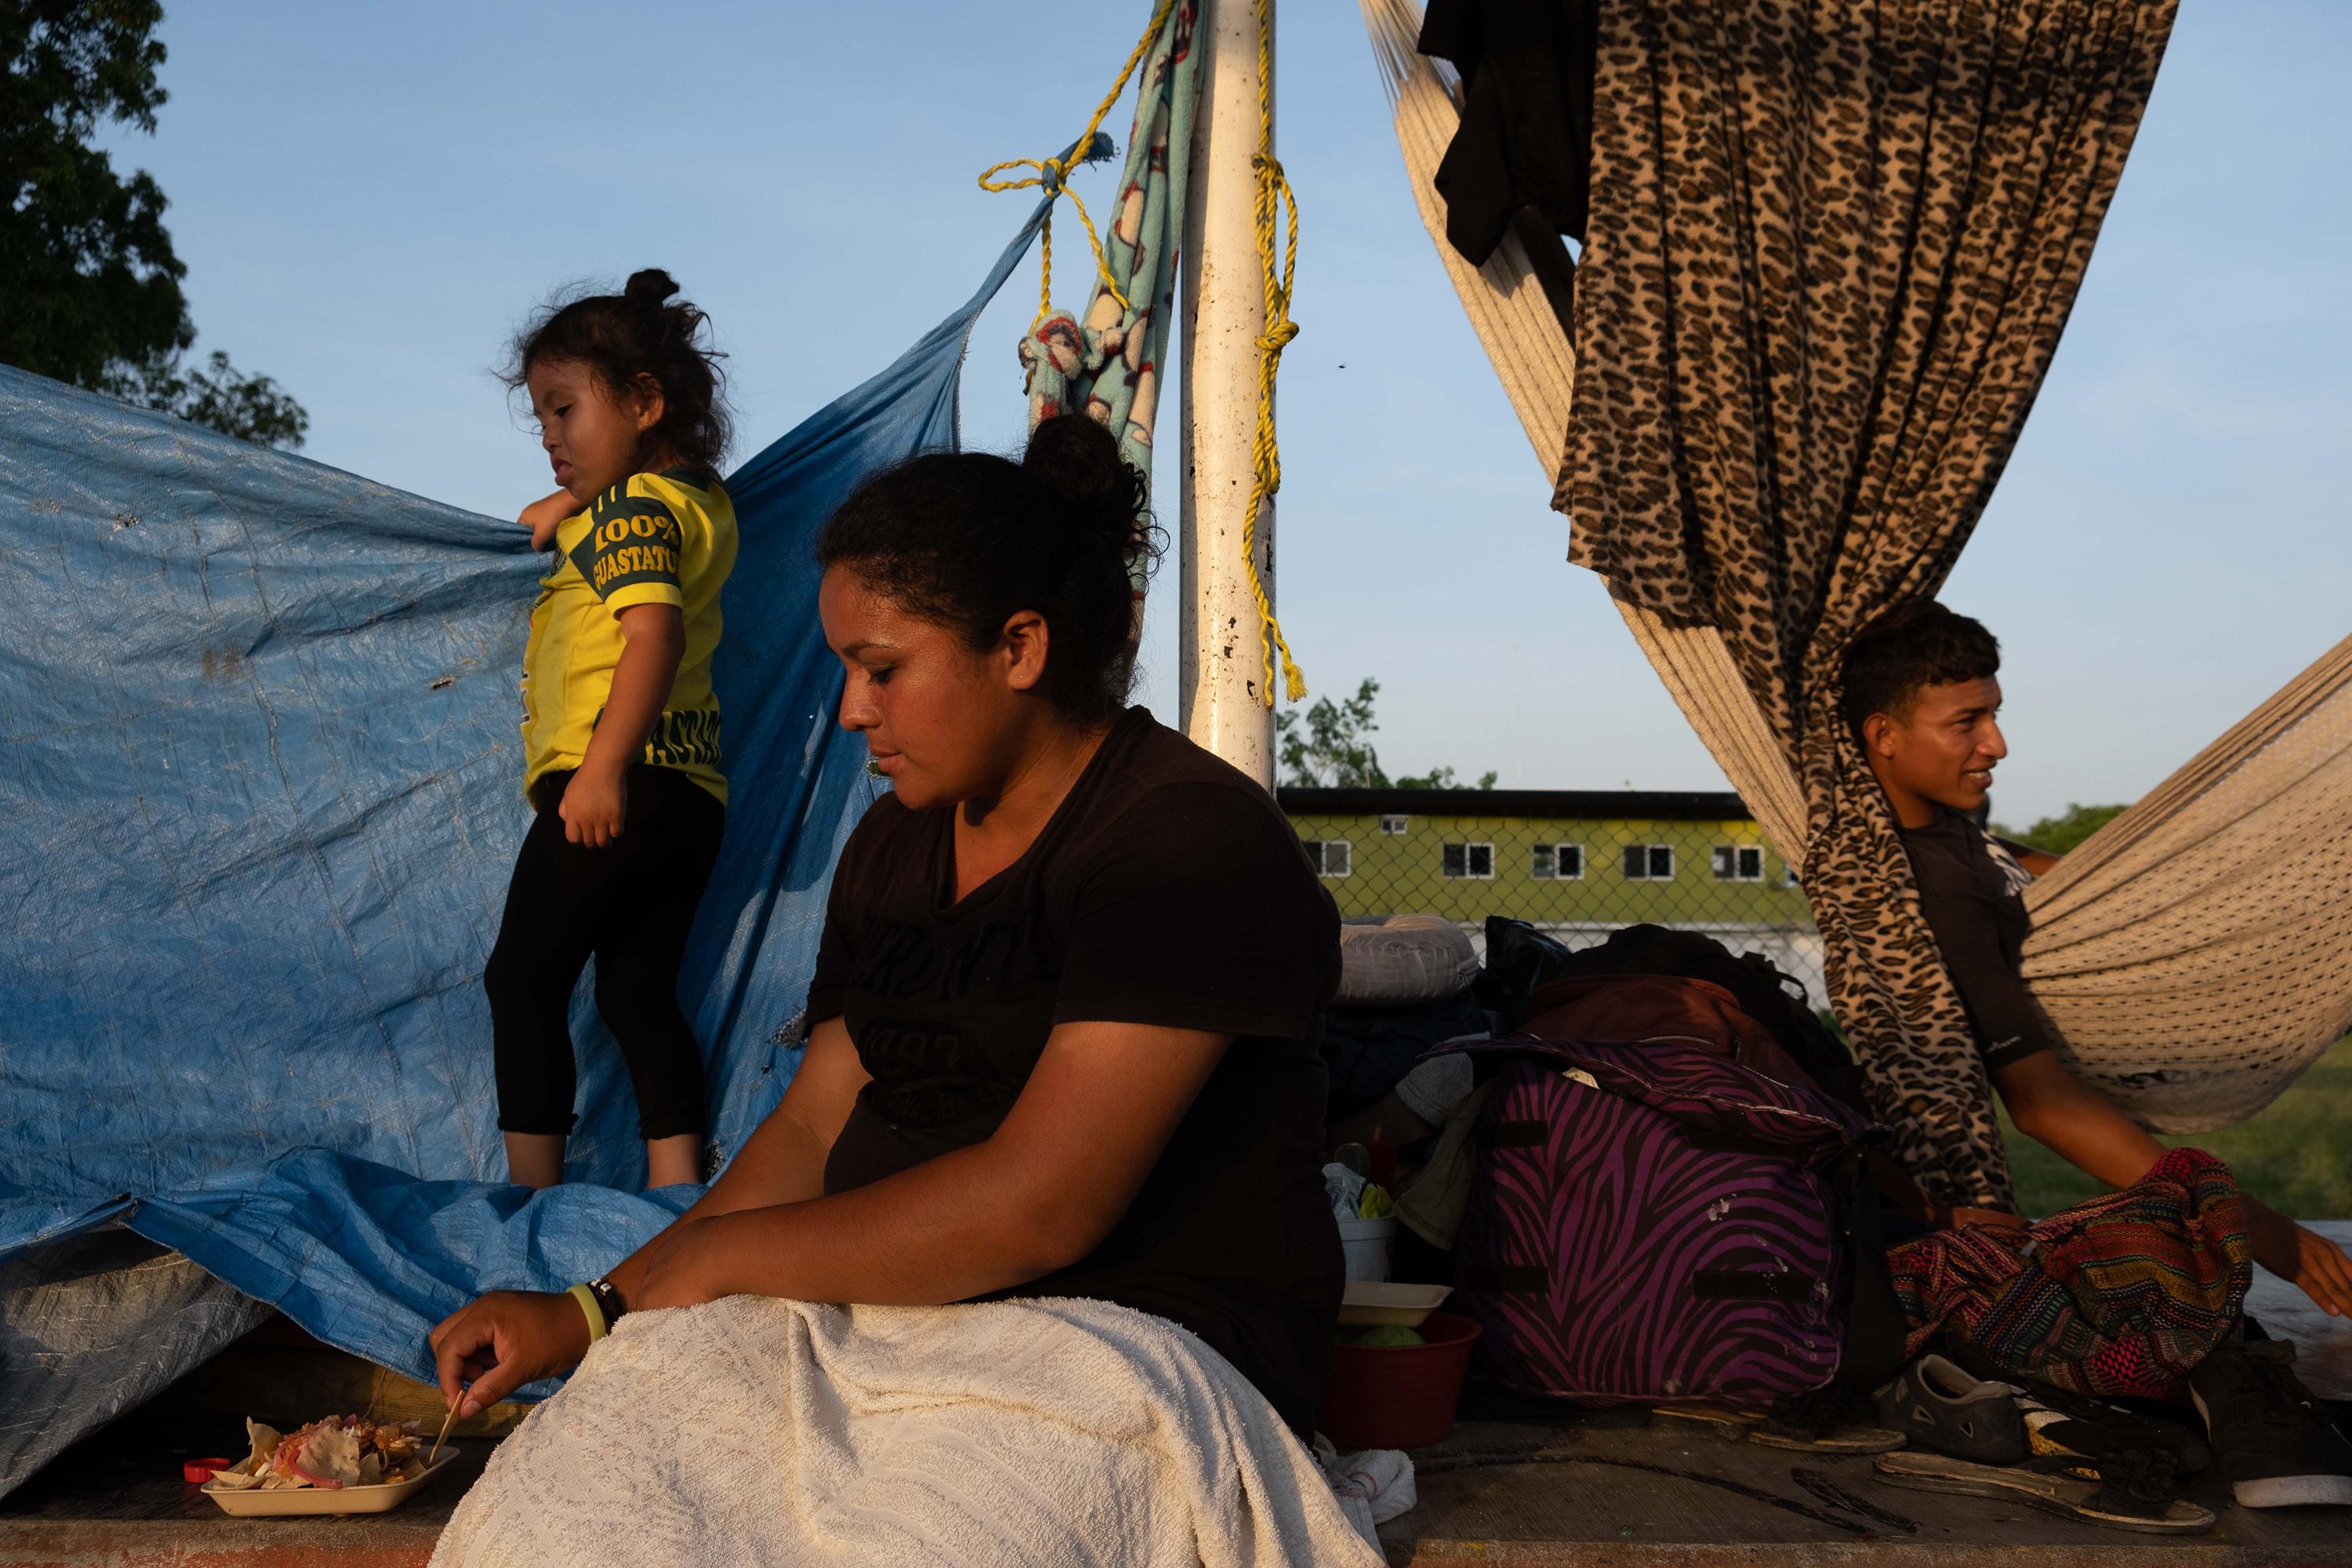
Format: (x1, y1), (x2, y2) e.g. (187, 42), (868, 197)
(1338, 1280), (1451, 1327)
(201, 1448), (461, 1515)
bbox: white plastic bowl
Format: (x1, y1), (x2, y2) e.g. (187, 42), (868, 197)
(1338, 1279), (1454, 1328)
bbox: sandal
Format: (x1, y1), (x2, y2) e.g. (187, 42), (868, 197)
(1653, 1404), (1906, 1454)
(1872, 1450), (2215, 1534)
(2019, 1381), (2209, 1477)
(1875, 1354), (2027, 1465)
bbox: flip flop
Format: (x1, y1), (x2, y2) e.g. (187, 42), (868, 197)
(1872, 1450), (2215, 1534)
(1654, 1404), (1907, 1454)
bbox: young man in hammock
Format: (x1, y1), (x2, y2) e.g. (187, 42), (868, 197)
(1847, 604), (2352, 1508)
(1844, 602), (2352, 1316)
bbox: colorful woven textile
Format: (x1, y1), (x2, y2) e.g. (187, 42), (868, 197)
(1885, 1149), (2251, 1400)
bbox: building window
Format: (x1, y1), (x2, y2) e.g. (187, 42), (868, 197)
(1621, 844), (1675, 881)
(1530, 842), (1584, 880)
(1712, 845), (1765, 883)
(1783, 864), (1804, 889)
(1442, 841), (1495, 880)
(1300, 839), (1352, 878)
(1380, 815), (1410, 836)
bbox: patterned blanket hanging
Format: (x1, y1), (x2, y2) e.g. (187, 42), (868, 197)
(1359, 0), (2258, 1210)
(1010, 0), (1200, 485)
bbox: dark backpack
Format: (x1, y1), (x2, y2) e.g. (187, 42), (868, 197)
(1475, 918), (1865, 1115)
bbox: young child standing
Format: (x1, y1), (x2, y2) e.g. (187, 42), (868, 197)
(485, 268), (737, 1191)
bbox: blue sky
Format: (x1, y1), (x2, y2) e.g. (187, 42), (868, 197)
(112, 1), (2349, 826)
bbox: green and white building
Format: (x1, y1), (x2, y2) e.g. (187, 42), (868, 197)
(1277, 786), (1825, 1003)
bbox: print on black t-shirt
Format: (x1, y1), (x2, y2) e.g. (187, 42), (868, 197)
(847, 911), (1044, 1129)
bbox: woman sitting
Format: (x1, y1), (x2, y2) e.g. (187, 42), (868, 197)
(429, 416), (1346, 1510)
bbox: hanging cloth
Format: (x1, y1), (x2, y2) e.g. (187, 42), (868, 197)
(1013, 0), (1202, 485)
(1558, 0), (2181, 1209)
(1355, 0), (2211, 1213)
(1415, 0), (1597, 267)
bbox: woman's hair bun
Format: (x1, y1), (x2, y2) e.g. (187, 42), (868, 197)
(1022, 413), (1148, 554)
(818, 419), (1164, 724)
(624, 268), (681, 309)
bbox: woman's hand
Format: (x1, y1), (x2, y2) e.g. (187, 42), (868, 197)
(2247, 1198), (2352, 1317)
(430, 1290), (593, 1416)
(630, 1215), (733, 1312)
(560, 761), (627, 848)
(520, 490), (575, 551)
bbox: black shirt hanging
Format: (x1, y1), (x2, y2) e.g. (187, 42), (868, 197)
(1419, 0), (1600, 267)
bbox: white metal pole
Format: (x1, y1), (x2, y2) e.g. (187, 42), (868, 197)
(1178, 0), (1276, 789)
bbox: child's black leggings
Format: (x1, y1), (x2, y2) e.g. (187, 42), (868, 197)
(486, 764), (725, 1142)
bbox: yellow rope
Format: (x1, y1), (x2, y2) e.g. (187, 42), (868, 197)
(1243, 0), (1305, 704)
(977, 0), (1178, 326)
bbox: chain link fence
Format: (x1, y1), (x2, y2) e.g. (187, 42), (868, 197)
(1277, 787), (1827, 1006)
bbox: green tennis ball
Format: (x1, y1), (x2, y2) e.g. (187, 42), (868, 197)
(1355, 1326), (1425, 1348)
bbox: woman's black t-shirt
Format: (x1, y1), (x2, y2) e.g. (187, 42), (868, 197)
(805, 707), (1344, 1433)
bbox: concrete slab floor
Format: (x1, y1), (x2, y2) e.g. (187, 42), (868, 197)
(7, 1263), (2350, 1568)
(1380, 1419), (2352, 1567)
(10, 1408), (2348, 1567)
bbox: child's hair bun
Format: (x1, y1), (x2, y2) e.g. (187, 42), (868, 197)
(506, 269), (730, 470)
(625, 268), (681, 309)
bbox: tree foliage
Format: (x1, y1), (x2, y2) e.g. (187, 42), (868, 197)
(1395, 764), (1498, 791)
(103, 350), (309, 449)
(1994, 801), (2131, 857)
(1275, 677), (1497, 789)
(2, 2), (307, 446)
(1277, 679), (1389, 788)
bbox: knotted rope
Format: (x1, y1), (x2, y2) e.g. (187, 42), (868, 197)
(978, 0), (1179, 327)
(1243, 0), (1304, 704)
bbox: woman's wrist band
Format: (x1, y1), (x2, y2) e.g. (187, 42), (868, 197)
(567, 1282), (608, 1342)
(588, 1276), (628, 1330)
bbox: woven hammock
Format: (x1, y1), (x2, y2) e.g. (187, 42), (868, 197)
(1358, 0), (2352, 1134)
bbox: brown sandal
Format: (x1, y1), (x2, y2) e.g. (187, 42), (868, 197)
(1654, 1404), (1907, 1454)
(1872, 1450), (2215, 1534)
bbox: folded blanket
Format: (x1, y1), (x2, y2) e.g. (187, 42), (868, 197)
(1884, 1146), (2252, 1400)
(432, 1294), (1391, 1566)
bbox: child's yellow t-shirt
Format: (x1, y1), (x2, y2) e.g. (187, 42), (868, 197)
(521, 468), (737, 806)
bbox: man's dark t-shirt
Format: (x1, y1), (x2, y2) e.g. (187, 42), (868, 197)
(1897, 809), (2057, 1072)
(806, 707), (1345, 1434)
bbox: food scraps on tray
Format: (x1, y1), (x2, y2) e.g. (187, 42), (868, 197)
(204, 1415), (429, 1490)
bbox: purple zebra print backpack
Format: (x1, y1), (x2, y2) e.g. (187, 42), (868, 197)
(1443, 1033), (1896, 1411)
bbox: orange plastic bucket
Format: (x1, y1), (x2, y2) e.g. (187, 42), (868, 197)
(1316, 1309), (1481, 1450)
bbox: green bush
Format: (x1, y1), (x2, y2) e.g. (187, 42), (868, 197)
(2004, 1036), (2352, 1219)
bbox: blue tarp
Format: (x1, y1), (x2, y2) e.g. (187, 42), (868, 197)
(0, 205), (1050, 1406)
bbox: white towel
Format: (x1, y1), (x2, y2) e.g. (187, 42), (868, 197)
(1315, 1436), (1418, 1544)
(431, 1294), (1396, 1566)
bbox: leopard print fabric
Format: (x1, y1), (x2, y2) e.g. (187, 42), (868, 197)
(1556, 0), (2176, 1205)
